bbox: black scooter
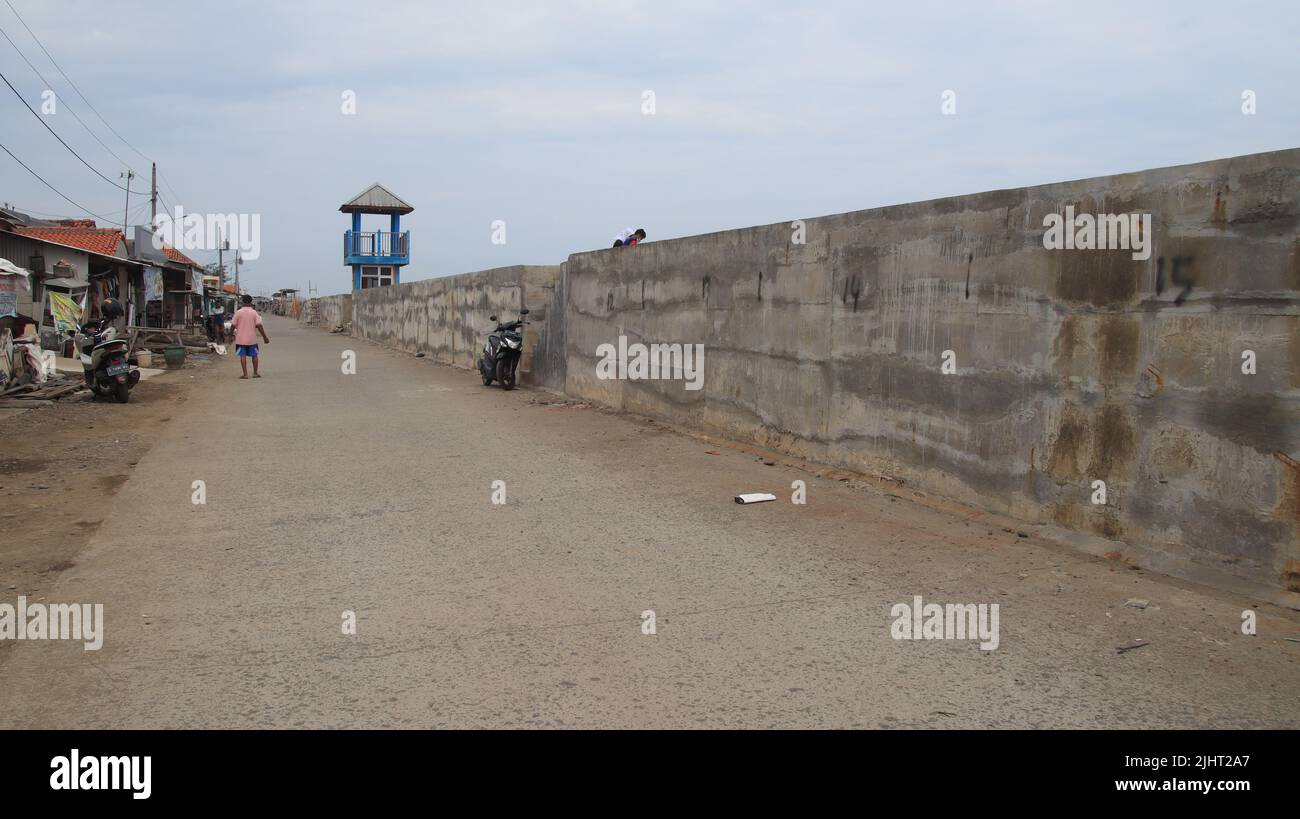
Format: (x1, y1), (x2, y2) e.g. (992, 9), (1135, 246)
(73, 318), (140, 403)
(478, 309), (529, 391)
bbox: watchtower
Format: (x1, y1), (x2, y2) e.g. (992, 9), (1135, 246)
(340, 183), (413, 289)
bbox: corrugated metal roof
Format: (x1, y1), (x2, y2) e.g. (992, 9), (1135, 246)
(338, 183), (414, 214)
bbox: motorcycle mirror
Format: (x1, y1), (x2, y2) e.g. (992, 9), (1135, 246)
(489, 315), (497, 322)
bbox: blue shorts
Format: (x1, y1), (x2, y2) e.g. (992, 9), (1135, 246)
(237, 344), (259, 358)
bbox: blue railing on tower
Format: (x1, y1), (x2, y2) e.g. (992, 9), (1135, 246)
(343, 230), (409, 260)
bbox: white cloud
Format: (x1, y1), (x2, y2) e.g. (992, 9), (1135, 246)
(1, 0), (1296, 294)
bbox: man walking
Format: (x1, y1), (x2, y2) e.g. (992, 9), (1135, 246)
(231, 294), (271, 379)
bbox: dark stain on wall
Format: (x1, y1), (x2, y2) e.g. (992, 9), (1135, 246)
(842, 274), (861, 311)
(1053, 315), (1079, 379)
(880, 186), (1024, 221)
(1270, 455), (1300, 592)
(1047, 405), (1088, 482)
(1129, 491), (1284, 566)
(1292, 239), (1300, 291)
(1285, 561), (1300, 594)
(1045, 403), (1134, 483)
(1155, 256), (1195, 304)
(1056, 248), (1139, 306)
(1290, 319), (1300, 389)
(1197, 392), (1295, 455)
(1097, 315), (1139, 387)
(830, 356), (1042, 425)
(1093, 508), (1124, 539)
(1088, 404), (1135, 480)
(1231, 168), (1300, 230)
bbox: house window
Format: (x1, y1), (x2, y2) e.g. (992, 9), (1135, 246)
(360, 265), (393, 288)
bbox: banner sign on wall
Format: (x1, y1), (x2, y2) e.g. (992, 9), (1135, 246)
(145, 266), (163, 301)
(0, 259), (29, 318)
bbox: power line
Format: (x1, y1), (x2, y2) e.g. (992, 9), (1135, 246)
(156, 169), (185, 208)
(127, 199), (150, 223)
(4, 0), (195, 213)
(5, 202), (112, 221)
(3, 203), (73, 219)
(0, 67), (136, 192)
(0, 20), (133, 173)
(4, 0), (153, 165)
(0, 136), (119, 221)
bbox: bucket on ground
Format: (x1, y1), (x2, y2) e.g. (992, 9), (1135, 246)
(164, 346), (186, 368)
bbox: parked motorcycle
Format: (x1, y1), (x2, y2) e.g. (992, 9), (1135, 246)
(478, 309), (529, 390)
(73, 298), (139, 403)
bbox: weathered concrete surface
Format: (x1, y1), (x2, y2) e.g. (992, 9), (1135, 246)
(309, 293), (352, 329)
(307, 150), (1299, 604)
(563, 149), (1300, 606)
(348, 265), (562, 387)
(3, 316), (1298, 729)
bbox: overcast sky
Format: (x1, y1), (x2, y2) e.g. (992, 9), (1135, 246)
(1, 0), (1297, 296)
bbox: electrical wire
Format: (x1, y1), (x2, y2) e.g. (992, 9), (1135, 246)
(157, 170), (185, 208)
(3, 1), (194, 210)
(3, 0), (151, 166)
(0, 20), (133, 173)
(0, 136), (119, 221)
(0, 67), (136, 192)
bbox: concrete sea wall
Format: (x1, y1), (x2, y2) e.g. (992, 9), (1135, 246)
(311, 265), (563, 387)
(312, 293), (352, 330)
(313, 148), (1300, 604)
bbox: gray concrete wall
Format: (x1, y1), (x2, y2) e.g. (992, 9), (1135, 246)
(308, 294), (352, 330)
(349, 265), (562, 384)
(325, 148), (1299, 604)
(562, 148), (1300, 606)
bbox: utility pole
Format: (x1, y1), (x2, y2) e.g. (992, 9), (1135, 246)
(235, 251), (241, 297)
(150, 163), (157, 224)
(121, 169), (134, 234)
(218, 227), (227, 293)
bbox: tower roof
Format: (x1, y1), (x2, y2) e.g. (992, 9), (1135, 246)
(339, 183), (414, 215)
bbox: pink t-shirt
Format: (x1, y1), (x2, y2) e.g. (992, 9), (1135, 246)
(231, 306), (263, 346)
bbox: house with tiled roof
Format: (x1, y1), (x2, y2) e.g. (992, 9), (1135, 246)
(11, 224), (129, 258)
(123, 228), (207, 327)
(0, 210), (146, 347)
(0, 205), (219, 344)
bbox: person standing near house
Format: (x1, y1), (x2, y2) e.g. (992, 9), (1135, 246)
(231, 294), (270, 379)
(207, 302), (225, 342)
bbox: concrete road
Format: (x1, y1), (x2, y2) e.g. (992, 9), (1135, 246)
(2, 315), (1298, 728)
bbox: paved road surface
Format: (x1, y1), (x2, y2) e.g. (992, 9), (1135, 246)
(2, 315), (1297, 728)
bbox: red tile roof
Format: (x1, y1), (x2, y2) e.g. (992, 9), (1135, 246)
(123, 236), (200, 268)
(13, 225), (125, 256)
(163, 245), (199, 267)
